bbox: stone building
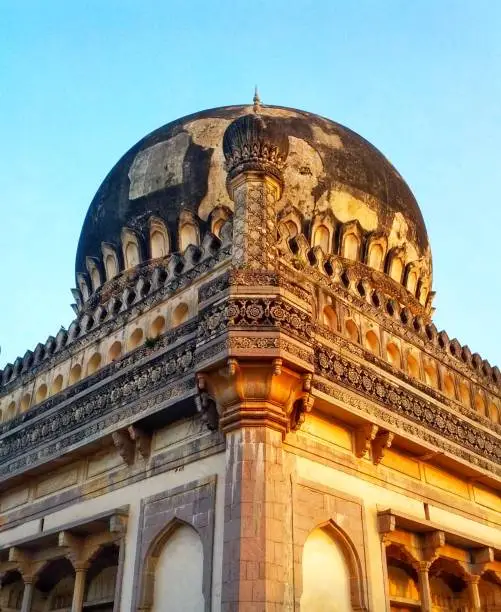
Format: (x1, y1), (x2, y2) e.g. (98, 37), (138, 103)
(0, 96), (500, 611)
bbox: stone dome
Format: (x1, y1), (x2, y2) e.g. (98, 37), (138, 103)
(75, 104), (431, 305)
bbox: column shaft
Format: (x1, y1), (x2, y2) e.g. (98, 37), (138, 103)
(71, 567), (88, 612)
(20, 580), (34, 612)
(417, 564), (433, 612)
(222, 426), (291, 611)
(467, 576), (481, 612)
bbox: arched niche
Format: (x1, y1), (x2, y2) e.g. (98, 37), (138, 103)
(34, 557), (75, 612)
(366, 235), (387, 272)
(86, 352), (102, 376)
(128, 328), (144, 351)
(473, 391), (486, 415)
(6, 400), (17, 421)
(179, 212), (200, 252)
(208, 206), (231, 239)
(442, 372), (456, 399)
(86, 257), (102, 292)
(345, 319), (360, 343)
(69, 363), (82, 386)
(77, 274), (90, 303)
(139, 520), (205, 612)
(150, 218), (170, 259)
(387, 249), (405, 284)
(312, 224), (331, 253)
(405, 264), (419, 296)
(173, 302), (189, 327)
(121, 229), (141, 270)
(407, 352), (421, 379)
(300, 522), (366, 611)
(459, 380), (471, 408)
(51, 374), (64, 396)
(340, 222), (362, 262)
(35, 383), (48, 404)
(365, 330), (380, 355)
(108, 340), (123, 362)
(323, 305), (338, 331)
(386, 342), (401, 369)
(102, 243), (119, 281)
(385, 544), (420, 608)
(488, 401), (500, 424)
(0, 570), (25, 611)
(20, 392), (31, 413)
(423, 359), (439, 388)
(150, 315), (166, 339)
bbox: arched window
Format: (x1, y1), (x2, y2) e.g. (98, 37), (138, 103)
(365, 330), (379, 354)
(323, 305), (337, 331)
(150, 218), (169, 259)
(128, 328), (144, 350)
(122, 229), (141, 269)
(345, 319), (359, 343)
(312, 225), (330, 253)
(173, 303), (189, 327)
(300, 524), (364, 612)
(108, 341), (123, 362)
(51, 374), (64, 395)
(343, 233), (359, 261)
(86, 352), (102, 376)
(69, 363), (82, 386)
(150, 315), (166, 339)
(150, 523), (204, 612)
(35, 383), (48, 404)
(386, 342), (401, 368)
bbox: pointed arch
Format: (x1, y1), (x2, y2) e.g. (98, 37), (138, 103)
(150, 217), (170, 259)
(121, 228), (141, 269)
(138, 517), (205, 612)
(208, 205), (232, 239)
(386, 248), (405, 283)
(102, 243), (120, 281)
(365, 235), (387, 271)
(86, 257), (102, 292)
(404, 262), (420, 296)
(179, 211), (200, 252)
(340, 221), (363, 262)
(77, 274), (90, 302)
(299, 520), (367, 611)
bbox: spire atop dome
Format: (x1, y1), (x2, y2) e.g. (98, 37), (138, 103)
(253, 86), (261, 113)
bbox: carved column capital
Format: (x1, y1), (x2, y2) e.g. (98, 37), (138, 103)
(197, 359), (313, 435)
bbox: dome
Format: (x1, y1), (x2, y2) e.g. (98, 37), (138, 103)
(75, 104), (431, 307)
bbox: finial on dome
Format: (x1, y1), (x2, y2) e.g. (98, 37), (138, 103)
(253, 86), (261, 113)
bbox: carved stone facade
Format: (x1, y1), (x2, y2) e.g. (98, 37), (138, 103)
(0, 101), (500, 611)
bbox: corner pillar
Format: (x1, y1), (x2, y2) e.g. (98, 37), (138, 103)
(417, 561), (433, 612)
(201, 360), (310, 611)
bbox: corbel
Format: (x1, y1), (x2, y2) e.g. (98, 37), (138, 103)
(128, 425), (151, 460)
(195, 373), (220, 431)
(288, 373), (314, 432)
(354, 423), (379, 458)
(109, 513), (128, 536)
(372, 430), (394, 465)
(377, 511), (396, 536)
(112, 429), (135, 466)
(422, 530), (445, 562)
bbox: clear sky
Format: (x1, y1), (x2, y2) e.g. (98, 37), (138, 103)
(0, 0), (500, 368)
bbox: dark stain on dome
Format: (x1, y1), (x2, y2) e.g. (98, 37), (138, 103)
(75, 105), (428, 281)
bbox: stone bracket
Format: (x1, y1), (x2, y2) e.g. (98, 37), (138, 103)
(354, 423), (379, 458)
(372, 430), (394, 465)
(112, 426), (152, 465)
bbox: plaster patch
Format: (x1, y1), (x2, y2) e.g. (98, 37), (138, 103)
(317, 189), (378, 231)
(128, 132), (191, 200)
(260, 107), (303, 119)
(387, 212), (418, 261)
(185, 118), (233, 220)
(311, 124), (343, 150)
(279, 136), (324, 218)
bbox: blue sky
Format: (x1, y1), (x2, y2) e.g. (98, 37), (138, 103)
(0, 0), (500, 367)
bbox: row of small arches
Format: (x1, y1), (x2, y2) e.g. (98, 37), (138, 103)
(280, 212), (431, 305)
(323, 306), (500, 424)
(78, 208), (231, 302)
(1, 304), (190, 422)
(321, 276), (500, 390)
